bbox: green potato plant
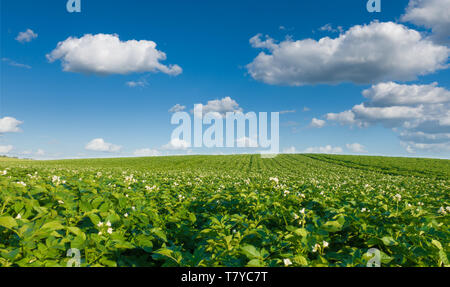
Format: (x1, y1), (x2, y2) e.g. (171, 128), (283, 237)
(0, 154), (448, 267)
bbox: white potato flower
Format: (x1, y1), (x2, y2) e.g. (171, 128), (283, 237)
(269, 177), (279, 184)
(312, 244), (320, 253)
(438, 207), (447, 215)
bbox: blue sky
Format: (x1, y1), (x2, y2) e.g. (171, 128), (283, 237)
(1, 0), (449, 159)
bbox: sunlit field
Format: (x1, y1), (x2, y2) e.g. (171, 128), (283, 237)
(0, 154), (448, 267)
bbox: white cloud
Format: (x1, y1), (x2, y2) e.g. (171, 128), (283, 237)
(346, 143), (368, 153)
(403, 142), (450, 153)
(247, 21), (449, 86)
(279, 110), (296, 114)
(406, 145), (416, 154)
(304, 145), (343, 154)
(310, 118), (326, 128)
(169, 104), (186, 113)
(85, 138), (122, 153)
(162, 138), (190, 150)
(349, 104), (423, 125)
(236, 137), (258, 148)
(47, 33), (182, 76)
(16, 29), (38, 43)
(326, 110), (357, 126)
(319, 24), (343, 33)
(362, 81), (450, 107)
(133, 148), (160, 157)
(401, 0), (450, 44)
(249, 34), (278, 50)
(193, 97), (243, 118)
(0, 117), (23, 133)
(2, 58), (31, 69)
(283, 146), (297, 154)
(19, 149), (44, 156)
(326, 82), (450, 152)
(399, 130), (450, 143)
(126, 79), (148, 88)
(0, 145), (13, 154)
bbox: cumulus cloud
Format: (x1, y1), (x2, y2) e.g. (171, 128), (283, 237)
(319, 24), (343, 33)
(406, 145), (416, 154)
(47, 33), (182, 76)
(326, 82), (450, 152)
(401, 0), (450, 44)
(402, 142), (450, 153)
(326, 110), (356, 126)
(85, 138), (122, 153)
(247, 21), (449, 86)
(0, 145), (13, 154)
(36, 149), (45, 156)
(0, 117), (23, 133)
(162, 138), (190, 150)
(133, 148), (160, 157)
(362, 81), (450, 107)
(346, 143), (368, 153)
(193, 97), (243, 118)
(249, 34), (278, 50)
(169, 104), (186, 113)
(304, 145), (343, 154)
(310, 118), (326, 128)
(16, 29), (38, 43)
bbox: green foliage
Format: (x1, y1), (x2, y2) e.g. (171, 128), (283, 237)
(0, 154), (448, 267)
